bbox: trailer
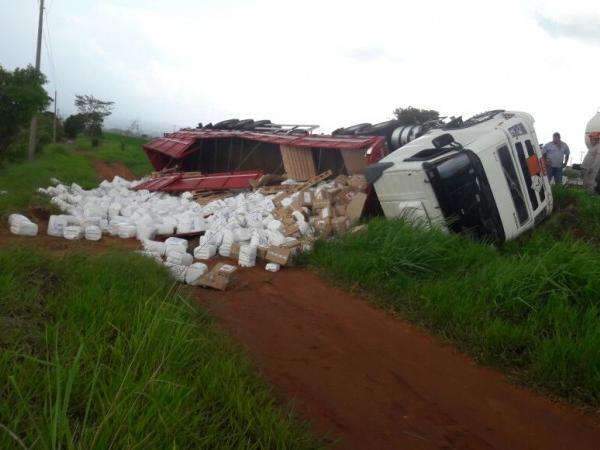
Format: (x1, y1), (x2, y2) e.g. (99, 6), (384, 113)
(139, 128), (388, 193)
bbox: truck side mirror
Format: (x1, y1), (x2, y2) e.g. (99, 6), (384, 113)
(432, 133), (455, 149)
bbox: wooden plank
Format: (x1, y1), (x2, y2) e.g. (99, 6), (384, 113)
(280, 145), (317, 181)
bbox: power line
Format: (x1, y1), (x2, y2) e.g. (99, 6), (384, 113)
(43, 9), (58, 89)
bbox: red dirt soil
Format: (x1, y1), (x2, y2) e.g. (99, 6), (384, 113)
(91, 159), (135, 181)
(0, 213), (140, 255)
(200, 266), (600, 450)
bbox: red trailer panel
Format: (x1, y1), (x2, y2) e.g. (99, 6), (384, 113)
(134, 171), (262, 193)
(142, 130), (387, 171)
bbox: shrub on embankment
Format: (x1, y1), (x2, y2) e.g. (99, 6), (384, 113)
(309, 187), (600, 406)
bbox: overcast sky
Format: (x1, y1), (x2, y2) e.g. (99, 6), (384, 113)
(2, 0), (599, 161)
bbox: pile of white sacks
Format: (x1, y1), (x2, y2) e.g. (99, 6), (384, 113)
(34, 176), (315, 281)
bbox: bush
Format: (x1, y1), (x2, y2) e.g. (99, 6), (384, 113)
(63, 114), (85, 139)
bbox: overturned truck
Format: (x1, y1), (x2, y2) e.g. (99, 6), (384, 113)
(367, 110), (553, 241)
(139, 110), (553, 242)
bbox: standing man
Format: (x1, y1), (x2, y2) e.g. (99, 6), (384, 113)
(542, 132), (570, 184)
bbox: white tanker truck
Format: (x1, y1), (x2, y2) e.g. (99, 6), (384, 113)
(582, 111), (600, 194)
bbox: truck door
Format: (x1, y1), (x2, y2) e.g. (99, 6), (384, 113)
(506, 123), (546, 227)
(505, 123), (551, 223)
(514, 139), (550, 222)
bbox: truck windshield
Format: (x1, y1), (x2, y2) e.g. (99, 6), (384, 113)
(424, 151), (505, 241)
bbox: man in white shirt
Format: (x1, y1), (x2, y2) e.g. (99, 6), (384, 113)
(542, 132), (570, 184)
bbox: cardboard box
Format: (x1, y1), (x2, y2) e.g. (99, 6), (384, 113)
(320, 206), (333, 220)
(301, 190), (314, 207)
(257, 245), (269, 260)
(284, 222), (300, 237)
(348, 175), (368, 192)
(331, 216), (350, 234)
(271, 192), (289, 208)
(346, 192), (367, 224)
(314, 218), (332, 237)
(312, 198), (332, 211)
(335, 188), (355, 205)
(230, 242), (241, 259)
(281, 238), (301, 249)
(273, 206), (292, 221)
(199, 263), (238, 291)
(314, 189), (331, 202)
(334, 174), (349, 186)
(266, 246), (293, 265)
(334, 203), (347, 216)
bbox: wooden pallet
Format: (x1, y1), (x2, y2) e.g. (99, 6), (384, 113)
(260, 170), (333, 198)
(192, 190), (234, 205)
(257, 185), (297, 195)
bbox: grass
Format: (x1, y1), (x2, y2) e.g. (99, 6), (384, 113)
(0, 144), (98, 216)
(0, 132), (153, 217)
(0, 138), (319, 448)
(76, 133), (153, 177)
(308, 187), (600, 407)
(0, 248), (319, 449)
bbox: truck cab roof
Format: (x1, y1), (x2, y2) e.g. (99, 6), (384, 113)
(381, 110), (535, 168)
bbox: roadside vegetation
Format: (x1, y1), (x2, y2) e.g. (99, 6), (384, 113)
(0, 248), (318, 449)
(309, 186), (600, 407)
(76, 133), (153, 177)
(0, 144), (97, 216)
(0, 133), (153, 216)
(1, 141), (319, 448)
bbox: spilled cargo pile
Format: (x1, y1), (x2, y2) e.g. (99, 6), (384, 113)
(12, 172), (368, 290)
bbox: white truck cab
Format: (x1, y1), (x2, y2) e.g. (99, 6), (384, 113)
(366, 110), (553, 242)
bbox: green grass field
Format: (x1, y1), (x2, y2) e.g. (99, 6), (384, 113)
(1, 139), (319, 449)
(0, 133), (153, 217)
(309, 186), (600, 407)
(76, 133), (153, 177)
(0, 248), (318, 449)
(0, 144), (98, 216)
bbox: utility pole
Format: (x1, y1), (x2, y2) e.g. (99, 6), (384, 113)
(53, 90), (57, 143)
(27, 0), (45, 161)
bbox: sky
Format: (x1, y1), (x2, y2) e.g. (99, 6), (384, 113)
(1, 0), (599, 162)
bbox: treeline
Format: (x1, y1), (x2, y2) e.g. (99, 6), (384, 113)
(0, 64), (114, 163)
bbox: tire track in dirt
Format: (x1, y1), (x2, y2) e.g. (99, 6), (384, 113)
(199, 266), (600, 450)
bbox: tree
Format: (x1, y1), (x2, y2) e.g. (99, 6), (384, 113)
(63, 113), (86, 139)
(393, 106), (440, 125)
(74, 94), (114, 147)
(0, 65), (51, 157)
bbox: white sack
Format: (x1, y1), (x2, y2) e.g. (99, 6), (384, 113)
(47, 215), (68, 237)
(142, 240), (166, 256)
(166, 251), (193, 266)
(165, 262), (187, 282)
(185, 262), (208, 285)
(63, 225), (83, 240)
(84, 225), (102, 241)
(238, 244), (257, 268)
(193, 243), (217, 260)
(265, 263), (281, 272)
(118, 224), (137, 239)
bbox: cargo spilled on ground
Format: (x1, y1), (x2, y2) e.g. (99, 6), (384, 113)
(0, 137), (322, 449)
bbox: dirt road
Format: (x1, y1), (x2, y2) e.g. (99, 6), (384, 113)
(91, 159), (135, 181)
(200, 266), (600, 450)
